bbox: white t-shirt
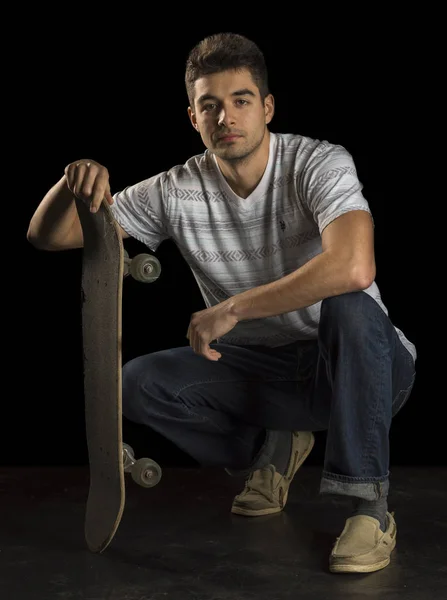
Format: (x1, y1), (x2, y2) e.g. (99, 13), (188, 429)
(110, 131), (417, 363)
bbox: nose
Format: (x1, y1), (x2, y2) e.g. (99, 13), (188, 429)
(217, 105), (236, 127)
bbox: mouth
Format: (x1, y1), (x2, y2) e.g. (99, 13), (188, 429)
(217, 134), (242, 143)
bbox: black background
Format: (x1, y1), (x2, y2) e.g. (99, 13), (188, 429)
(11, 12), (437, 469)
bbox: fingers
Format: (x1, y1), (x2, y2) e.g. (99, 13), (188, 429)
(90, 170), (111, 212)
(64, 162), (78, 193)
(104, 182), (114, 205)
(64, 160), (112, 213)
(189, 334), (221, 361)
(207, 348), (221, 361)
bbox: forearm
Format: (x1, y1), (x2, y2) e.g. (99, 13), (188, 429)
(229, 251), (372, 321)
(27, 175), (78, 248)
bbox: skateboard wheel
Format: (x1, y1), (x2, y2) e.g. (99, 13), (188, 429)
(129, 254), (161, 283)
(131, 458), (162, 488)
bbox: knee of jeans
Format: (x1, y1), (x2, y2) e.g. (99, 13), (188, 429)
(392, 372), (416, 417)
(320, 291), (373, 332)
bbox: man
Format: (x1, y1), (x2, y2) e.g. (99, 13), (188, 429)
(27, 32), (417, 574)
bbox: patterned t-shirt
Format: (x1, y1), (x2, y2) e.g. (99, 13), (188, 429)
(110, 131), (416, 362)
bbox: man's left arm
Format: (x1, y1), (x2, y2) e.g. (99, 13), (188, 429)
(229, 209), (375, 322)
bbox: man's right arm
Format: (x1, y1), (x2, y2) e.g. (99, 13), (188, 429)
(27, 160), (129, 251)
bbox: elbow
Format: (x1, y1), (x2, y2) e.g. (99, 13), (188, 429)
(26, 227), (40, 248)
(351, 261), (376, 290)
(26, 227), (38, 247)
(27, 228), (47, 250)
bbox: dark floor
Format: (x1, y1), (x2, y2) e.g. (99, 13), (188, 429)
(0, 465), (446, 600)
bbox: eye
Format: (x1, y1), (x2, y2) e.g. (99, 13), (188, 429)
(203, 103), (216, 112)
(236, 99), (248, 105)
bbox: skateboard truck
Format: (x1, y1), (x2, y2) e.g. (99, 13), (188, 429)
(122, 443), (162, 488)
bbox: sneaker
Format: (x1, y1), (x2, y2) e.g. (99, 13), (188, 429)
(329, 511), (397, 573)
(231, 431), (315, 517)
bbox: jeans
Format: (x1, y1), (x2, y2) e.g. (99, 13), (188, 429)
(122, 291), (416, 502)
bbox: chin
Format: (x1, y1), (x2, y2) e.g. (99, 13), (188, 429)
(213, 144), (251, 162)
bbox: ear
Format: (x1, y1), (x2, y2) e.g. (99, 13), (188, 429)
(264, 94), (275, 125)
(188, 106), (200, 131)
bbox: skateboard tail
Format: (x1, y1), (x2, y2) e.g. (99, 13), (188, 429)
(85, 471), (126, 553)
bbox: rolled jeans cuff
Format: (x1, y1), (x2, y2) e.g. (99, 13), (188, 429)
(320, 470), (390, 501)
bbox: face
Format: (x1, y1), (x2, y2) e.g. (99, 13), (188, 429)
(188, 68), (274, 163)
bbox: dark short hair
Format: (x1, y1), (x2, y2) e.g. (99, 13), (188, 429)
(185, 32), (270, 109)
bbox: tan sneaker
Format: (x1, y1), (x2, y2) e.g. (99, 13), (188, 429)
(329, 511), (397, 573)
(231, 431), (315, 517)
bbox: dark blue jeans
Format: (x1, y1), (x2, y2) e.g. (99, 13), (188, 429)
(122, 292), (416, 501)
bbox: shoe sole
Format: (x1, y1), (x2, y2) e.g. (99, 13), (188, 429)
(231, 431), (315, 517)
(329, 539), (396, 573)
(329, 554), (392, 573)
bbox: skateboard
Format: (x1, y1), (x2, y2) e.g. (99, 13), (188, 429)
(74, 197), (163, 554)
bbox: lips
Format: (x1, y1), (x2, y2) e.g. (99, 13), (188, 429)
(218, 134), (241, 141)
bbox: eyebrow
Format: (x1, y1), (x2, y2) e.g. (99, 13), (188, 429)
(197, 88), (256, 105)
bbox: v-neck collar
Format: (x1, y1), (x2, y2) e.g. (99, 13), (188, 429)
(211, 132), (276, 210)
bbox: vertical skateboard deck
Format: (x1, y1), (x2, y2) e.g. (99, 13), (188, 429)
(75, 197), (162, 554)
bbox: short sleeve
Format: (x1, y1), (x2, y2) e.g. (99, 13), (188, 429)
(109, 172), (171, 252)
(301, 144), (374, 234)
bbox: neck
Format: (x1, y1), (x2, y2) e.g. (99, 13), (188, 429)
(215, 129), (270, 199)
